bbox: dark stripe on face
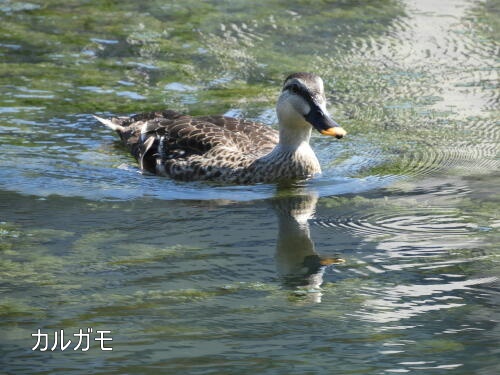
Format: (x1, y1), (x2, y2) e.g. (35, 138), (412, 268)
(283, 82), (316, 109)
(284, 82), (342, 134)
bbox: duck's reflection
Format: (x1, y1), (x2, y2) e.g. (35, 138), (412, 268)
(271, 188), (344, 303)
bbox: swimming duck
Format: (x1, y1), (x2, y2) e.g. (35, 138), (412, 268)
(95, 72), (346, 184)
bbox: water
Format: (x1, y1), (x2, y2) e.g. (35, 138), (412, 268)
(0, 0), (499, 374)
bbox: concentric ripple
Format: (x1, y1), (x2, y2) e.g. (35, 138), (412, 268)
(393, 140), (500, 179)
(313, 207), (477, 238)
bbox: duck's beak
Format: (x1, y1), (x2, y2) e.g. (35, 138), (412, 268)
(304, 103), (346, 139)
(320, 126), (346, 139)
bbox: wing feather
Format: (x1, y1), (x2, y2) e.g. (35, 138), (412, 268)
(100, 110), (279, 176)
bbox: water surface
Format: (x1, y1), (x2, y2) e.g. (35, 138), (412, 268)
(1, 0), (499, 374)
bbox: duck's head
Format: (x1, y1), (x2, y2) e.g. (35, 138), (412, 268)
(276, 72), (346, 139)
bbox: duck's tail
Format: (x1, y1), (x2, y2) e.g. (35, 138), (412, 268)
(93, 115), (126, 132)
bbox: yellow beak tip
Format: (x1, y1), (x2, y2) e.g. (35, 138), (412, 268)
(320, 127), (347, 139)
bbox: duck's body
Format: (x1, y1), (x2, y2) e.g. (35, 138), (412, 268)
(95, 72), (346, 184)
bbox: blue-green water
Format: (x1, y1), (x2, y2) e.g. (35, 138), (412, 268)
(1, 0), (499, 374)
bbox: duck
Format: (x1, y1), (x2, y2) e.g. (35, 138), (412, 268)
(94, 72), (346, 184)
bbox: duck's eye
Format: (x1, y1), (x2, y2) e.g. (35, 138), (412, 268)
(290, 84), (299, 94)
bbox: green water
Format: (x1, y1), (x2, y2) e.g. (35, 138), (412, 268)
(1, 0), (499, 374)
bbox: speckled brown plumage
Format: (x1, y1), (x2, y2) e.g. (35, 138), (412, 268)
(96, 73), (346, 184)
(101, 109), (284, 183)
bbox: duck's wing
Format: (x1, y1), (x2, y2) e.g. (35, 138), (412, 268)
(194, 115), (279, 153)
(96, 110), (278, 174)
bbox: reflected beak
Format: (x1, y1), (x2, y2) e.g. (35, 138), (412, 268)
(319, 257), (346, 266)
(304, 103), (346, 139)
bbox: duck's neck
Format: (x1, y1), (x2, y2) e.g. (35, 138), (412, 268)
(278, 125), (313, 151)
(257, 124), (321, 180)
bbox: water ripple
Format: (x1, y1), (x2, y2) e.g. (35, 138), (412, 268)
(313, 207), (477, 238)
(356, 277), (497, 324)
